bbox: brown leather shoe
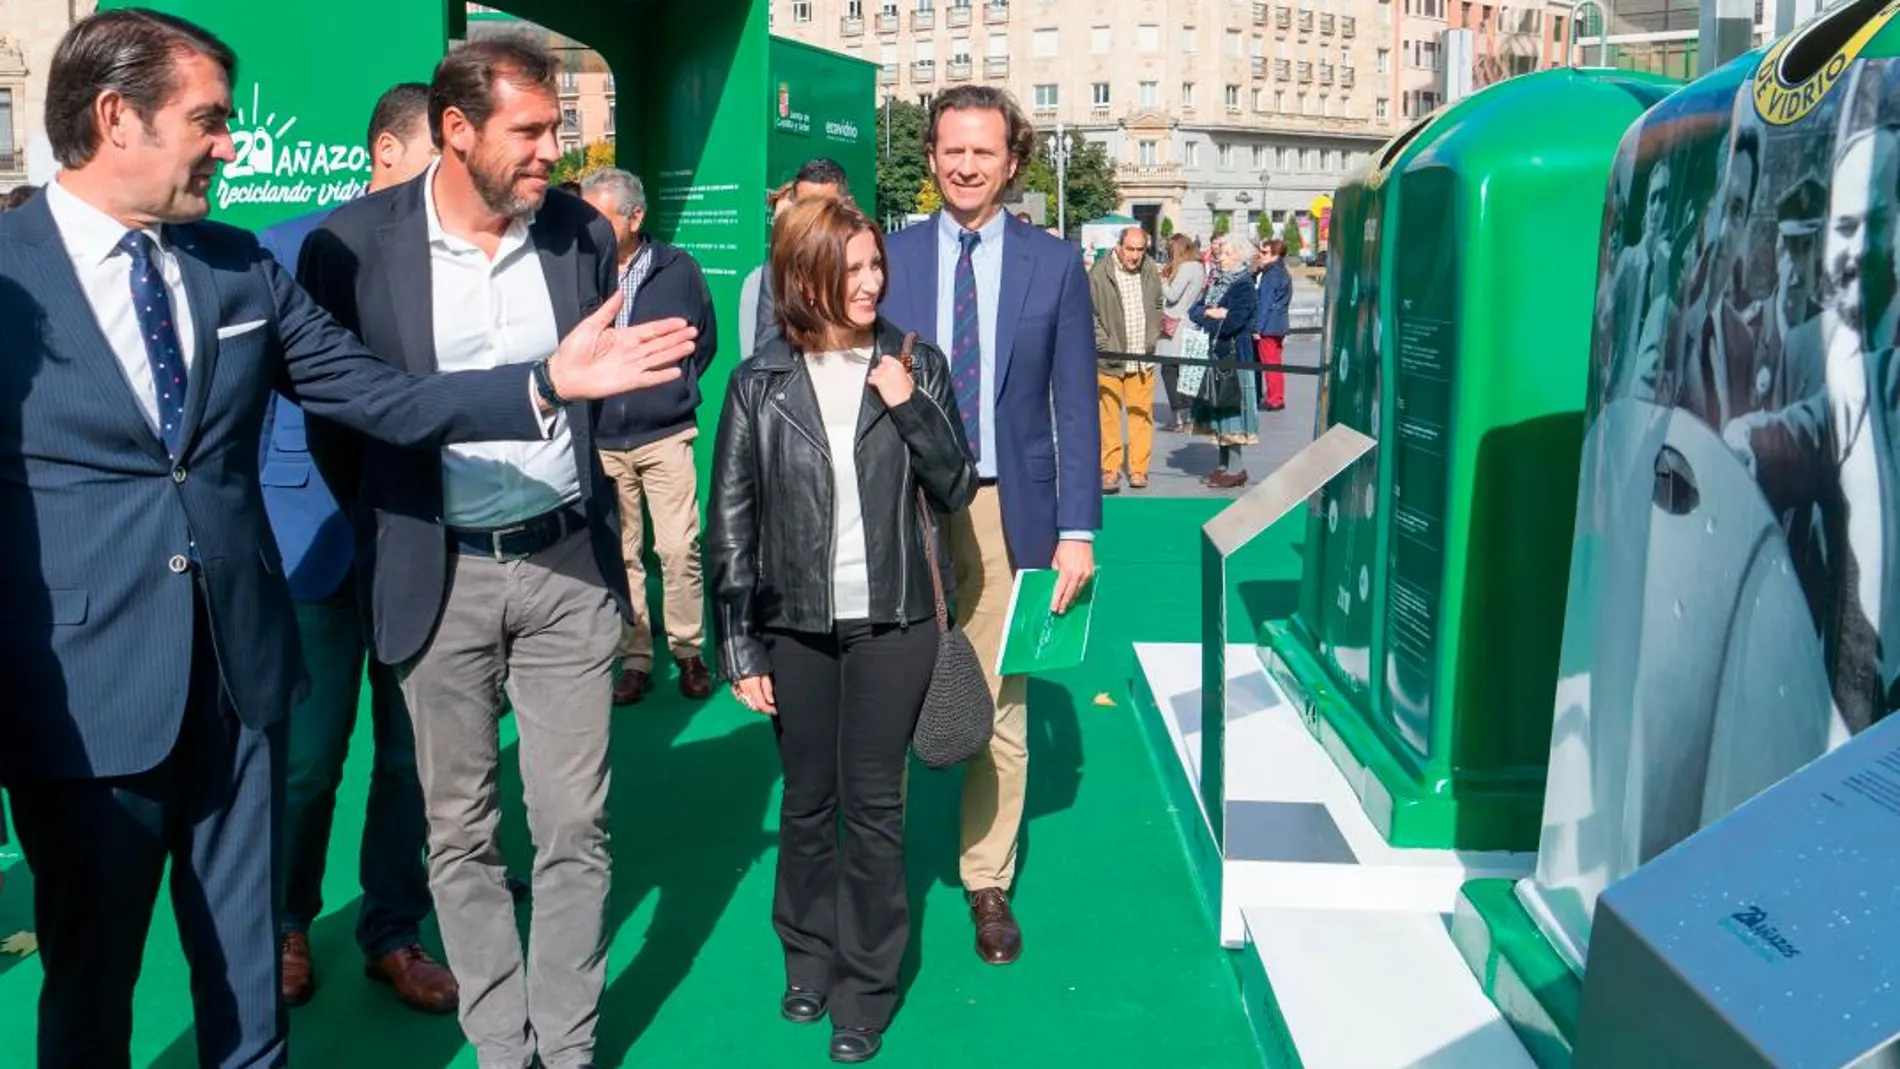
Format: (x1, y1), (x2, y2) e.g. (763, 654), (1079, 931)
(281, 932), (315, 1007)
(365, 944), (459, 1015)
(969, 888), (1023, 966)
(613, 668), (651, 706)
(1207, 469), (1250, 490)
(1128, 474), (1148, 490)
(677, 656), (714, 700)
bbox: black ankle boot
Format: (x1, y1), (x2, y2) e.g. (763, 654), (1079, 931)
(781, 986), (827, 1024)
(829, 1028), (882, 1063)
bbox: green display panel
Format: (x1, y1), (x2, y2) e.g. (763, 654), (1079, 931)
(766, 39), (877, 198)
(98, 0), (451, 232)
(1263, 68), (1678, 851)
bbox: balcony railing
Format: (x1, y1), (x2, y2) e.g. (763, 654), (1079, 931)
(841, 16), (864, 35)
(0, 151), (21, 175)
(1252, 2), (1268, 24)
(1275, 5), (1290, 29)
(984, 55), (1009, 77)
(912, 59), (937, 82)
(1341, 14), (1355, 37)
(1296, 60), (1312, 81)
(984, 1), (1008, 24)
(1319, 12), (1334, 34)
(947, 59), (973, 80)
(1341, 65), (1355, 87)
(880, 62), (899, 84)
(947, 5), (972, 28)
(1274, 58), (1291, 80)
(1297, 10), (1313, 32)
(1318, 61), (1334, 84)
(876, 12), (900, 32)
(1251, 55), (1267, 77)
(912, 8), (934, 29)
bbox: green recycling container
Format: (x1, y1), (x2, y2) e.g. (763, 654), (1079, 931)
(1262, 68), (1677, 851)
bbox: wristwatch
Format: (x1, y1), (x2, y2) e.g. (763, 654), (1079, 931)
(531, 358), (569, 410)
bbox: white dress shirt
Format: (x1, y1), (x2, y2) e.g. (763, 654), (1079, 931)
(44, 177), (199, 440)
(806, 347), (873, 620)
(423, 161), (580, 528)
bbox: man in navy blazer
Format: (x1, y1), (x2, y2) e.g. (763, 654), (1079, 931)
(0, 13), (694, 1068)
(257, 81), (460, 1014)
(878, 85), (1100, 966)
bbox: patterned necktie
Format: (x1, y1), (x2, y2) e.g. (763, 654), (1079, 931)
(120, 231), (188, 457)
(951, 228), (983, 460)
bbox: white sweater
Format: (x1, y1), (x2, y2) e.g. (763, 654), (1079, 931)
(804, 346), (874, 620)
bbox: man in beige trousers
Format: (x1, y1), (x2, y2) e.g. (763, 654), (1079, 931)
(582, 168), (720, 705)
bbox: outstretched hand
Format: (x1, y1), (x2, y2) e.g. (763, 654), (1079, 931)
(547, 293), (698, 401)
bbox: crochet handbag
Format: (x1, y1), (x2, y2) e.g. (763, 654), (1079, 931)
(897, 333), (995, 769)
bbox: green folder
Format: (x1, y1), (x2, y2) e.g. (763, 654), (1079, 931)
(995, 568), (1097, 676)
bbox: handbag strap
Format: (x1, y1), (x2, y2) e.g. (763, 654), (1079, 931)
(897, 332), (952, 634)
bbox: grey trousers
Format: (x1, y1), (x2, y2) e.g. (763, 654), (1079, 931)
(398, 529), (620, 1069)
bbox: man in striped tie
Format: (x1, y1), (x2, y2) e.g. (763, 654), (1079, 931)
(879, 85), (1101, 967)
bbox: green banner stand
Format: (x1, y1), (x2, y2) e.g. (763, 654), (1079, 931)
(1259, 68), (1677, 854)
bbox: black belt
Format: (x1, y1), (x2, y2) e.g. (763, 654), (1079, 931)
(977, 476), (999, 488)
(448, 505), (586, 562)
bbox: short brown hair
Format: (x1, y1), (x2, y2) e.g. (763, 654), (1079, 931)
(46, 9), (237, 169)
(429, 37), (557, 147)
(770, 197), (886, 350)
(925, 85), (1036, 174)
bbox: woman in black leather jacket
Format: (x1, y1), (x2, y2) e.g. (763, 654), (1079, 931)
(707, 197), (977, 1064)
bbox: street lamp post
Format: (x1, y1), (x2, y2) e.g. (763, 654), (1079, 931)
(1258, 170), (1273, 239)
(1052, 122), (1071, 237)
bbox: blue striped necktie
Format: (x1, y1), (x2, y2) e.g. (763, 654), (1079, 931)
(951, 228), (983, 459)
(120, 231), (188, 457)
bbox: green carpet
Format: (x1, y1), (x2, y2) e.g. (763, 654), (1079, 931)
(0, 497), (1263, 1068)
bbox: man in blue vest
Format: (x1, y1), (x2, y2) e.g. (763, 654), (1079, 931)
(257, 82), (457, 1014)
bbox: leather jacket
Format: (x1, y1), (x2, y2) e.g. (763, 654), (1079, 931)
(708, 318), (979, 681)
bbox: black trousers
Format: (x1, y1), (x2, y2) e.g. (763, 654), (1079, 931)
(9, 588), (287, 1069)
(767, 619), (936, 1032)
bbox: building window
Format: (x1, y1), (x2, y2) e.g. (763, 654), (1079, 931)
(1034, 28), (1058, 56)
(1092, 26), (1111, 53)
(1252, 87), (1265, 112)
(916, 39), (936, 62)
(1185, 141), (1201, 167)
(1297, 92), (1309, 115)
(1224, 29), (1242, 56)
(1217, 142), (1233, 168)
(846, 0), (863, 16)
(1092, 82), (1111, 106)
(561, 69), (578, 91)
(1252, 144), (1267, 169)
(952, 37), (971, 63)
(1139, 81), (1159, 106)
(1274, 90), (1285, 112)
(1376, 96), (1389, 121)
(1182, 25), (1196, 52)
(1276, 146), (1288, 169)
(988, 34), (1009, 57)
(1137, 24), (1159, 52)
(1034, 83), (1059, 108)
(1403, 0), (1445, 17)
(1182, 82), (1197, 107)
(1139, 139), (1158, 166)
(792, 0), (812, 22)
(1224, 84), (1240, 109)
(561, 106), (580, 133)
(1376, 47), (1389, 73)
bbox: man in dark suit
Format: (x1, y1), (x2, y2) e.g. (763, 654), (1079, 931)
(256, 81), (458, 1014)
(878, 85), (1100, 966)
(0, 13), (694, 1068)
(298, 39), (642, 1069)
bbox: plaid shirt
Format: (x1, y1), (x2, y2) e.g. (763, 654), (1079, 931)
(1112, 263), (1152, 372)
(613, 241), (656, 327)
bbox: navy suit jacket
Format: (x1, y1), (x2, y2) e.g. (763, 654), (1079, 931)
(879, 212), (1100, 569)
(0, 192), (544, 783)
(298, 177), (630, 666)
(257, 208), (355, 602)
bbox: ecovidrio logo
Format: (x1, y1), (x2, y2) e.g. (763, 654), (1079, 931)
(216, 84), (372, 212)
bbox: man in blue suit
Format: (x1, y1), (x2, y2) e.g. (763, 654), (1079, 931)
(878, 85), (1101, 966)
(256, 81), (459, 1014)
(0, 13), (695, 1068)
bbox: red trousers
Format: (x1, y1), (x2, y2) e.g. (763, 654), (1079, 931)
(1254, 335), (1286, 410)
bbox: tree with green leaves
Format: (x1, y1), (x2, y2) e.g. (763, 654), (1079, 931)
(874, 98), (931, 224)
(1255, 210), (1275, 239)
(1281, 217), (1304, 258)
(1211, 212), (1231, 238)
(1159, 216), (1174, 239)
(1020, 130), (1121, 236)
(551, 141), (615, 185)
